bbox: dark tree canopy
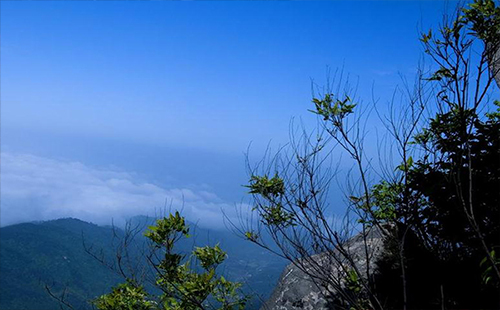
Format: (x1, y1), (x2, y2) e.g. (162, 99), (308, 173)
(241, 1), (500, 309)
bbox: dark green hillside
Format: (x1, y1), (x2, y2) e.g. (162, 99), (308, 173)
(0, 218), (285, 310)
(0, 219), (124, 310)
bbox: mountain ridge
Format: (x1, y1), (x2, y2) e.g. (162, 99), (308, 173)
(0, 217), (285, 310)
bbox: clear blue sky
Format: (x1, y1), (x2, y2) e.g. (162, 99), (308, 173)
(1, 1), (454, 227)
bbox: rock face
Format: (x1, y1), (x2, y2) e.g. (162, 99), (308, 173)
(488, 36), (500, 87)
(260, 228), (385, 310)
(494, 47), (500, 87)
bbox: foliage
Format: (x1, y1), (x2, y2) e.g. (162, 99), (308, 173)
(375, 0), (500, 307)
(463, 0), (500, 43)
(0, 219), (126, 310)
(0, 217), (285, 310)
(247, 174), (285, 199)
(310, 94), (356, 125)
(246, 174), (295, 228)
(407, 107), (500, 258)
(95, 212), (248, 310)
(344, 269), (371, 310)
(94, 281), (154, 310)
(243, 0), (500, 309)
(480, 248), (500, 285)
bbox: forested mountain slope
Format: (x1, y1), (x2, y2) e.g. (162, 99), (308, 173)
(0, 218), (285, 310)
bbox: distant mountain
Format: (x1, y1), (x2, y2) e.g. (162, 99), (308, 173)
(0, 217), (286, 310)
(0, 218), (123, 310)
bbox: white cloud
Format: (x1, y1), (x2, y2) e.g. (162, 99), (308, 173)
(0, 152), (241, 228)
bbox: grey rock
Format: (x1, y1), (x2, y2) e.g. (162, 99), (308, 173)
(260, 227), (385, 310)
(494, 46), (500, 87)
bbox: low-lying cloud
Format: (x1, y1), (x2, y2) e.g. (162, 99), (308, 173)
(1, 152), (241, 228)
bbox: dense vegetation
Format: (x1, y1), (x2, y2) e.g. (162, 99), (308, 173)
(0, 218), (285, 310)
(0, 219), (124, 310)
(94, 213), (251, 310)
(243, 1), (500, 309)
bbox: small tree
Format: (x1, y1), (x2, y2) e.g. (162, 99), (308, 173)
(93, 212), (248, 310)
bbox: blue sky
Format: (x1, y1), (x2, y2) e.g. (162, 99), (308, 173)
(1, 1), (454, 228)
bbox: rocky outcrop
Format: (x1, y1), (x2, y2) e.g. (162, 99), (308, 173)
(487, 35), (500, 87)
(260, 227), (385, 310)
(494, 46), (500, 87)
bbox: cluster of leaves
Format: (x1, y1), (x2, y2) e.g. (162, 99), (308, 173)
(463, 0), (500, 43)
(310, 93), (356, 128)
(94, 281), (154, 310)
(95, 212), (248, 310)
(368, 99), (500, 305)
(366, 182), (401, 224)
(409, 106), (499, 246)
(247, 174), (284, 199)
(421, 0), (500, 102)
(481, 248), (500, 285)
(246, 174), (295, 228)
(342, 269), (371, 310)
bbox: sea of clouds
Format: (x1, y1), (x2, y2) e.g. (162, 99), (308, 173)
(0, 152), (244, 228)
